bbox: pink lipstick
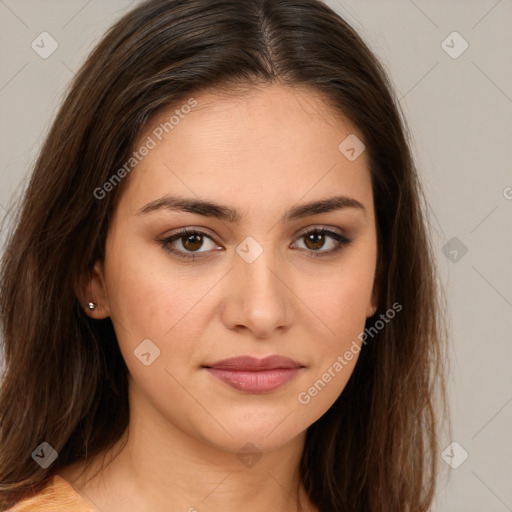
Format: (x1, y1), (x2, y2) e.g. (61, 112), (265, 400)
(203, 355), (303, 393)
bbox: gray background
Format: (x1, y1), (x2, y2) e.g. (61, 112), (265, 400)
(1, 1), (511, 510)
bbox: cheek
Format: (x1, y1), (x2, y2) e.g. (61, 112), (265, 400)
(104, 229), (187, 329)
(294, 278), (370, 416)
(102, 250), (201, 409)
(297, 250), (375, 397)
(102, 237), (179, 355)
(103, 237), (220, 376)
(303, 257), (375, 336)
(312, 282), (367, 371)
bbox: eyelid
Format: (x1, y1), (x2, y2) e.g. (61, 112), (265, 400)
(290, 224), (346, 240)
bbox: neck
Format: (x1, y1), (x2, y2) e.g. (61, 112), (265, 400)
(62, 379), (317, 512)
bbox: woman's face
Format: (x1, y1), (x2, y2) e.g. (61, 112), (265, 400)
(90, 83), (378, 454)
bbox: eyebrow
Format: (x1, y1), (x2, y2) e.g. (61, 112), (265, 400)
(136, 194), (366, 223)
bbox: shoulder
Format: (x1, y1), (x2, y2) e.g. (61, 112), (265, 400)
(4, 474), (97, 512)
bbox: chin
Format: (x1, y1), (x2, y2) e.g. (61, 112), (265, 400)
(190, 404), (311, 455)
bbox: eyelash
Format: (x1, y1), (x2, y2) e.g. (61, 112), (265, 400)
(159, 227), (352, 261)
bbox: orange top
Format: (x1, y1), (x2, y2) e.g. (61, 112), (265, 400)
(5, 474), (98, 512)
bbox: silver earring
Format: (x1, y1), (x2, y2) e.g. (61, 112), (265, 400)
(88, 302), (97, 311)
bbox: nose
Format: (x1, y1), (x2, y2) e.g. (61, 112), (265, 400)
(219, 247), (295, 339)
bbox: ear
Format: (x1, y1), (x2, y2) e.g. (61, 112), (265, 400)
(366, 292), (378, 318)
(366, 256), (381, 318)
(76, 260), (111, 319)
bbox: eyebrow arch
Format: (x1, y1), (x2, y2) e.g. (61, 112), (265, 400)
(136, 194), (366, 223)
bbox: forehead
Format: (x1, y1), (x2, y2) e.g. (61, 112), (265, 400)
(142, 82), (361, 153)
(116, 83), (372, 220)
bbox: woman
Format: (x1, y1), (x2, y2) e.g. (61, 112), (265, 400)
(0, 0), (448, 510)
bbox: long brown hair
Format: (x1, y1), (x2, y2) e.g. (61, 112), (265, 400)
(0, 0), (448, 510)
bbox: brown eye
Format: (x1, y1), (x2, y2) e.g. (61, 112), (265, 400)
(303, 231), (327, 251)
(181, 232), (204, 251)
(293, 228), (352, 258)
(160, 228), (219, 260)
(160, 226), (352, 262)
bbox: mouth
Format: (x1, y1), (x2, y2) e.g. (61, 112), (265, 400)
(202, 355), (304, 393)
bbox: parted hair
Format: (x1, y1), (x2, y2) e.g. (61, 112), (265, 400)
(0, 0), (448, 510)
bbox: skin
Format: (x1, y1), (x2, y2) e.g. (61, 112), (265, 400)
(66, 83), (379, 512)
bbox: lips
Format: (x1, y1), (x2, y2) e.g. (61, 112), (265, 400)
(204, 355), (303, 371)
(203, 355), (304, 393)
